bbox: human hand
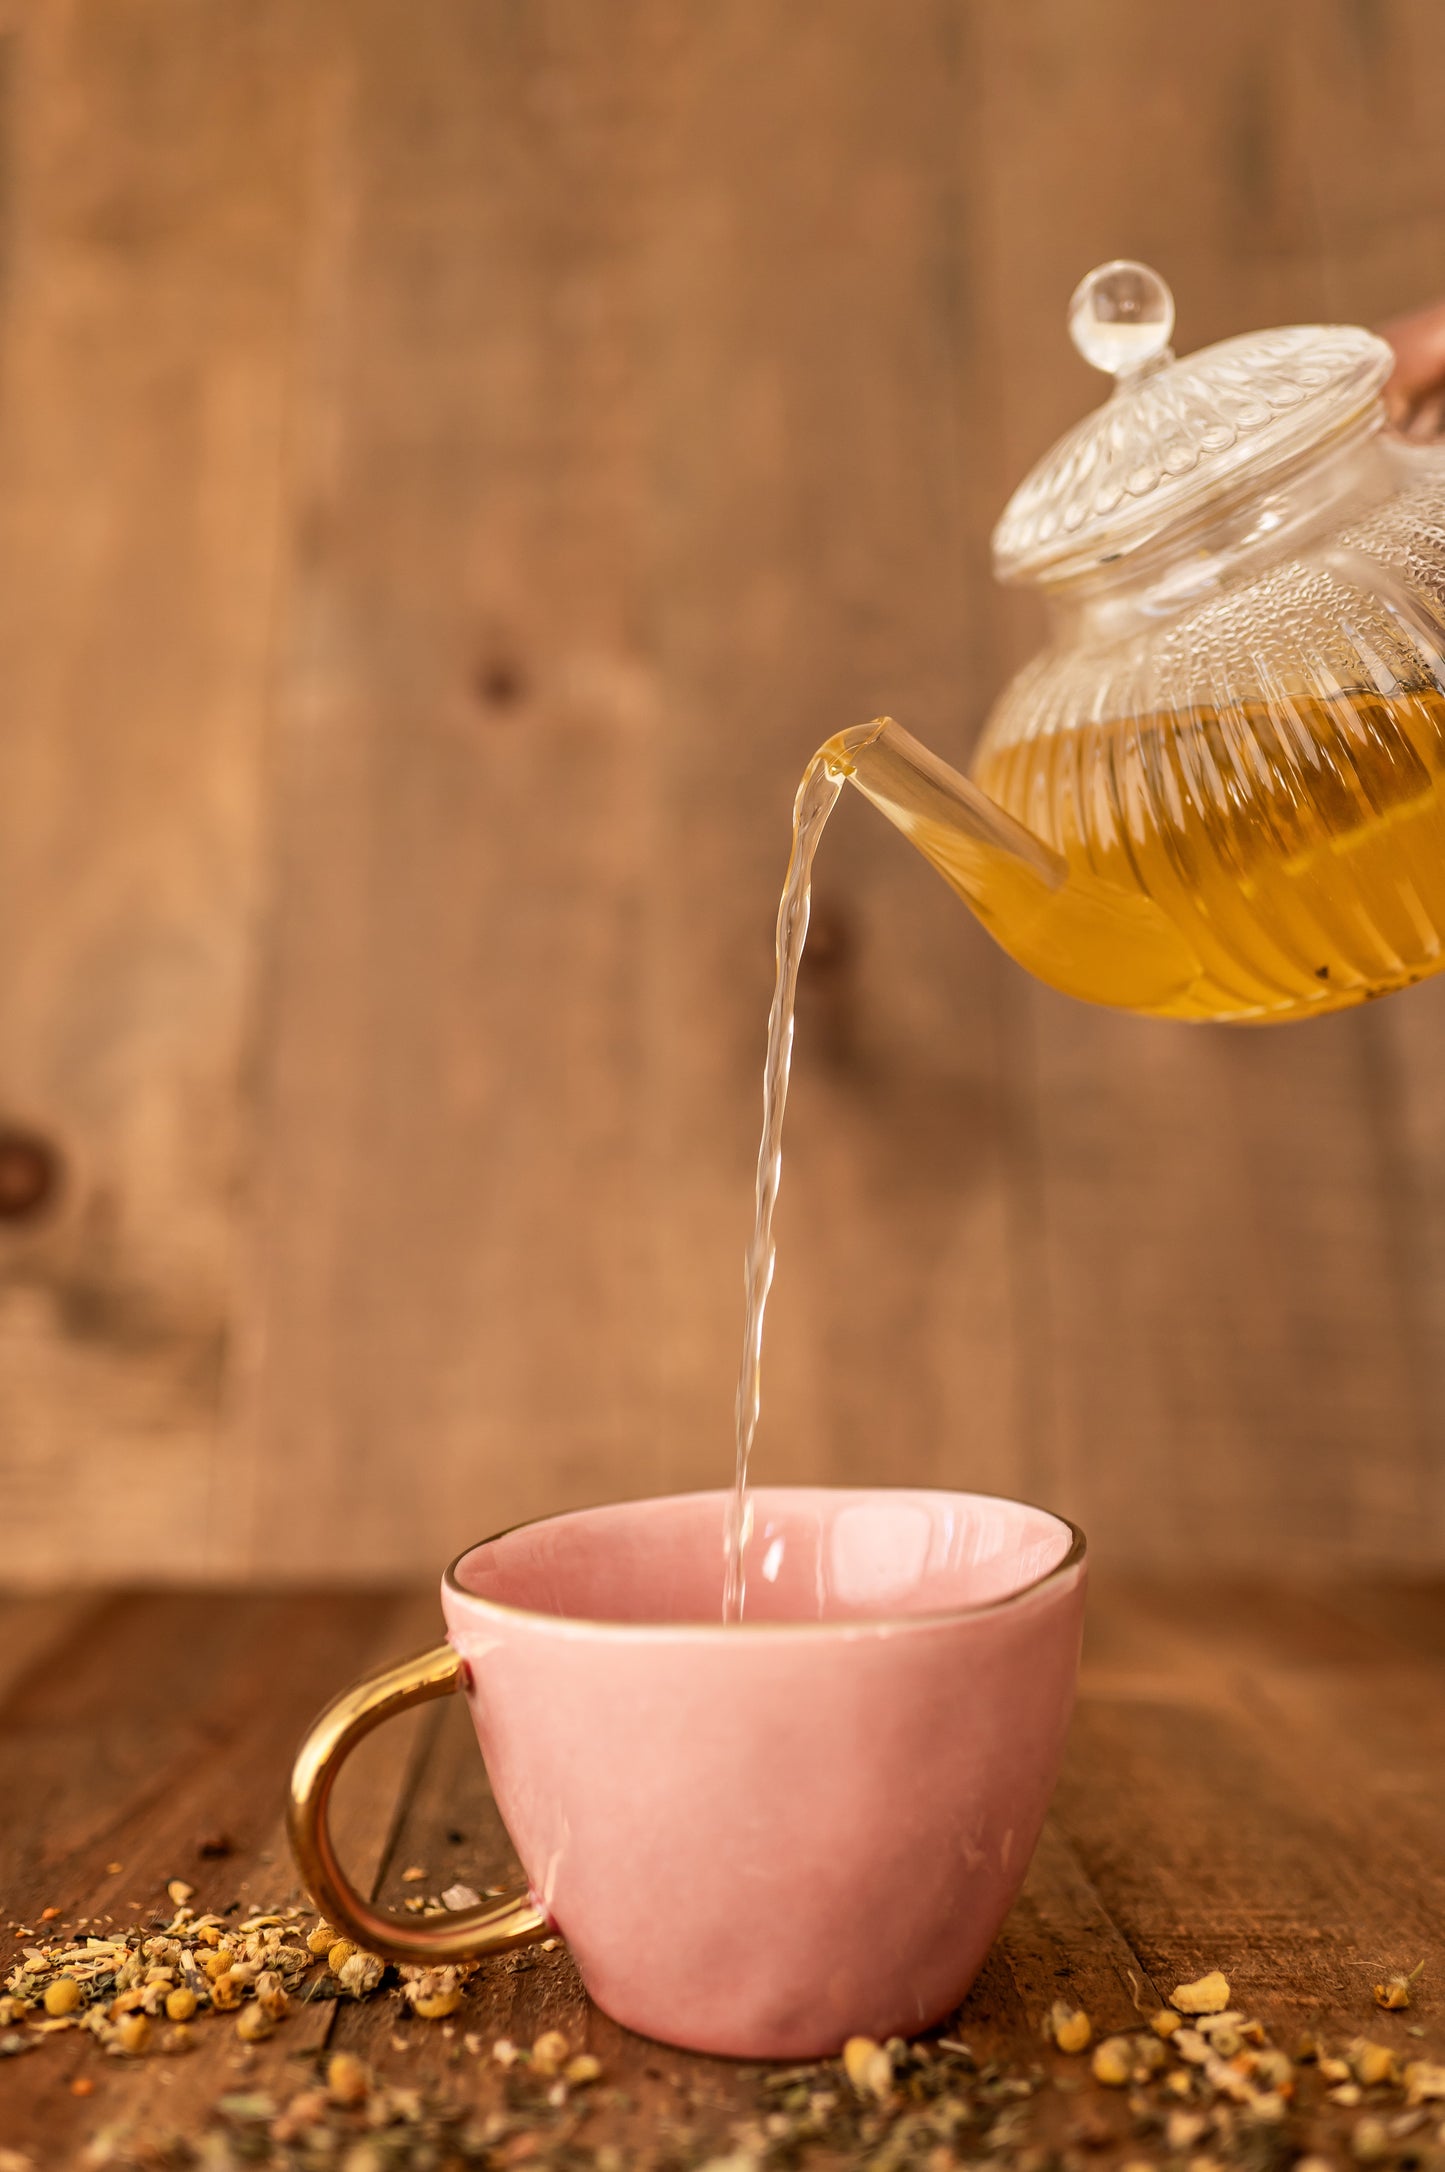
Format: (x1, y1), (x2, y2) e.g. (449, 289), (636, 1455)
(1379, 300), (1445, 440)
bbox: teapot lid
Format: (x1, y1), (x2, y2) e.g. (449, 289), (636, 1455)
(992, 260), (1394, 586)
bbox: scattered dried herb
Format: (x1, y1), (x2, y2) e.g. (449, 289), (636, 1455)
(1173, 1970), (1232, 2015)
(1377, 1963), (1427, 2013)
(1050, 1999), (1093, 2054)
(3, 1896), (1441, 2172)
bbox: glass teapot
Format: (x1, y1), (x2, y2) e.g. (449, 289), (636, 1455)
(826, 260), (1445, 1022)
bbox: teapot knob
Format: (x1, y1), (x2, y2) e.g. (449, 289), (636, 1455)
(1068, 260), (1175, 383)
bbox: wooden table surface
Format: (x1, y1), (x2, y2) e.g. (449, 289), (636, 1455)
(2, 1577), (1443, 2168)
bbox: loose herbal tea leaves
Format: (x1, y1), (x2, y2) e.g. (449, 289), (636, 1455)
(3, 1902), (1440, 2172)
(62, 1994), (1445, 2172)
(0, 1897), (328, 2062)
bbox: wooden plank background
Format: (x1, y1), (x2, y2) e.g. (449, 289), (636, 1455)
(4, 0), (1445, 1583)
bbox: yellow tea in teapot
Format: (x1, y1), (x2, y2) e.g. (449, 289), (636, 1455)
(839, 685), (1445, 1024)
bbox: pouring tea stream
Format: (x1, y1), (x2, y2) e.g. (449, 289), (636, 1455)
(727, 260), (1445, 1614)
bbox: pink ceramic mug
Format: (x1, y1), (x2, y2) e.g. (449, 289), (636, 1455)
(289, 1487), (1086, 2059)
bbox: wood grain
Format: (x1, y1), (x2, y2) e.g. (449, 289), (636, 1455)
(0, 0), (313, 1579)
(4, 2), (1445, 1575)
(227, 0), (1035, 1576)
(635, 1), (1035, 1513)
(226, 0), (679, 1572)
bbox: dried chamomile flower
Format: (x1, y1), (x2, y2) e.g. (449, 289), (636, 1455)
(1404, 2061), (1445, 2106)
(235, 2003), (273, 2044)
(1151, 2008), (1183, 2039)
(404, 1965), (463, 2021)
(253, 1969), (289, 2019)
(1252, 2048), (1294, 2092)
(325, 1939), (357, 1976)
(1166, 2111), (1208, 2151)
(336, 1951), (382, 1999)
(1132, 2033), (1167, 2076)
(530, 2028), (570, 2075)
(164, 1986), (196, 2022)
(326, 2051), (370, 2107)
(43, 1977), (81, 2018)
(1171, 1972), (1231, 2015)
(1050, 2001), (1092, 2054)
(1091, 2036), (1133, 2087)
(113, 2013), (150, 2056)
(843, 2035), (893, 2100)
(1376, 1961), (1426, 2011)
(1350, 2039), (1399, 2088)
(306, 1921), (338, 1958)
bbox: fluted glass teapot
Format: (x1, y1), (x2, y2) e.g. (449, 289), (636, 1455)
(826, 260), (1445, 1022)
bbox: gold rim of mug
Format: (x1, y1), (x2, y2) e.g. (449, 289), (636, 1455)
(442, 1486), (1087, 1639)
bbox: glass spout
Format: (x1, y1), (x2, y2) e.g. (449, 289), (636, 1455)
(824, 717), (1200, 1013)
(825, 716), (1067, 888)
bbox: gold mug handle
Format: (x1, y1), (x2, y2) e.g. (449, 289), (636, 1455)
(288, 1641), (549, 1964)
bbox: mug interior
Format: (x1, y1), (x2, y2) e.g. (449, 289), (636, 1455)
(449, 1487), (1077, 1628)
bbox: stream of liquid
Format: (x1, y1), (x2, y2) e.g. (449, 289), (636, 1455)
(724, 683), (1445, 1613)
(723, 749), (845, 1622)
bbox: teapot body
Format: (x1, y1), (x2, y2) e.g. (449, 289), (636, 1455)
(972, 436), (1445, 1021)
(845, 265), (1445, 1024)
